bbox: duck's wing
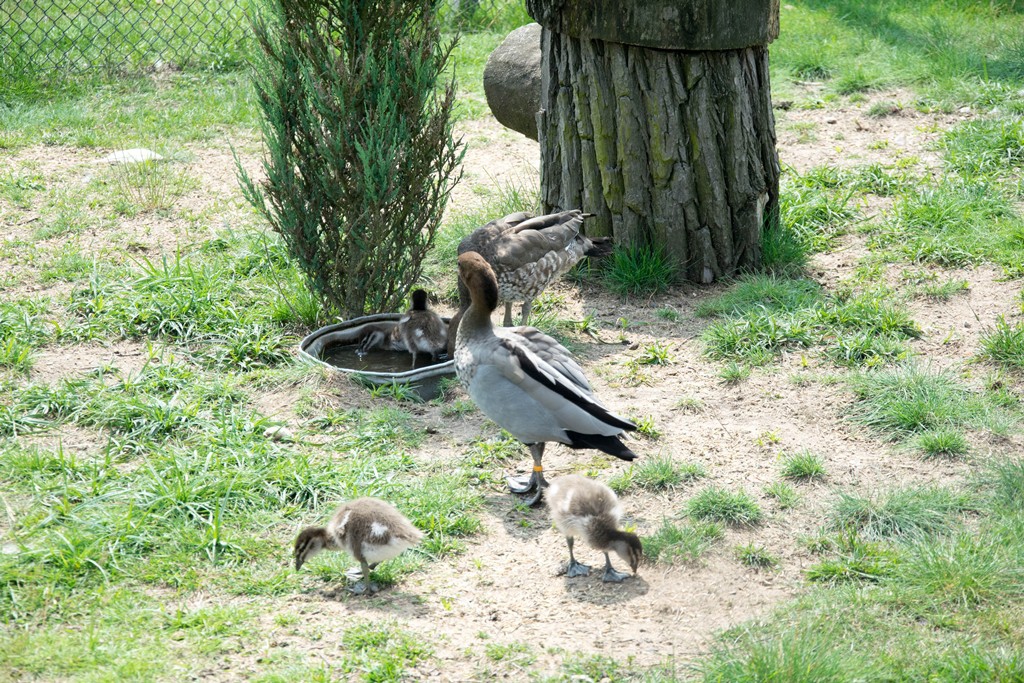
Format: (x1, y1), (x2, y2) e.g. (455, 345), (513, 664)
(496, 337), (635, 435)
(491, 211), (586, 268)
(458, 212), (536, 256)
(503, 326), (591, 392)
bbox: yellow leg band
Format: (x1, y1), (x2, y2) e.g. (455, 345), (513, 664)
(533, 466), (544, 472)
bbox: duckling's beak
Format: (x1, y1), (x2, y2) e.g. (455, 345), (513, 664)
(295, 555), (304, 571)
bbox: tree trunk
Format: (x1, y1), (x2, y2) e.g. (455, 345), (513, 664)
(530, 2), (780, 284)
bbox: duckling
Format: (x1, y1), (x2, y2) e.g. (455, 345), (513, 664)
(356, 321), (405, 357)
(293, 497), (424, 595)
(547, 474), (643, 583)
(454, 251), (638, 507)
(456, 210), (613, 327)
(398, 289), (447, 368)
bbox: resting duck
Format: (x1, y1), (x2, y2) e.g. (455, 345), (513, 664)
(456, 209), (613, 327)
(398, 289), (447, 368)
(454, 251), (638, 506)
(293, 497), (424, 595)
(547, 474), (643, 582)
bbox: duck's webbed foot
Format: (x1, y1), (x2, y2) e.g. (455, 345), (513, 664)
(508, 471), (548, 506)
(566, 559), (591, 578)
(346, 561), (380, 594)
(507, 472), (536, 493)
(348, 580), (381, 595)
(601, 553), (631, 583)
(509, 443), (548, 506)
(562, 537), (589, 577)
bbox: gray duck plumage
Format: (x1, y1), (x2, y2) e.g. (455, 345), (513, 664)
(454, 250), (637, 506)
(293, 497), (424, 595)
(547, 474), (643, 582)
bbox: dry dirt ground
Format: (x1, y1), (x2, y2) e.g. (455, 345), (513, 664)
(6, 87), (1024, 680)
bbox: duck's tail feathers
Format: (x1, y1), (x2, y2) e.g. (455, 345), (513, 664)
(564, 431), (638, 461)
(583, 236), (614, 258)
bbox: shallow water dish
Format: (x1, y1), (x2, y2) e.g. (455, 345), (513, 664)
(299, 313), (455, 397)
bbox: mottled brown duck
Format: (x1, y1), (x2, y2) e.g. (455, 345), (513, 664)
(456, 209), (612, 328)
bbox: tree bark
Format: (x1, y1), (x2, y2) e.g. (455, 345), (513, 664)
(534, 30), (779, 283)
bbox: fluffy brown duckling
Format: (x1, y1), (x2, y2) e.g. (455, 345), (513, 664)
(293, 497), (424, 595)
(456, 209), (612, 328)
(356, 322), (405, 357)
(398, 289), (447, 368)
(454, 251), (638, 506)
(547, 474), (642, 583)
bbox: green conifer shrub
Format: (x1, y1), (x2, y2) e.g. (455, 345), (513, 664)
(239, 0), (463, 318)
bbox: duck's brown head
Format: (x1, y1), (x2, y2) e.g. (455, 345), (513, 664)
(457, 251), (498, 313)
(612, 532), (644, 575)
(293, 526), (327, 570)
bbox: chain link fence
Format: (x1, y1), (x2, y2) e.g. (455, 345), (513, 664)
(0, 0), (528, 75)
(0, 0), (252, 74)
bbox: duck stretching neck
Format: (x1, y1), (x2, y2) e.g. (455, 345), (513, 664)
(459, 251), (499, 328)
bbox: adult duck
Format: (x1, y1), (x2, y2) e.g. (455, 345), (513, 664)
(456, 209), (612, 327)
(454, 251), (637, 506)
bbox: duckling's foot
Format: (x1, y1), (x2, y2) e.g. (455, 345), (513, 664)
(348, 580), (380, 595)
(602, 567), (631, 583)
(565, 560), (591, 578)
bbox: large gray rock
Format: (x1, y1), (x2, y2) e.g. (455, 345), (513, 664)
(483, 23), (542, 141)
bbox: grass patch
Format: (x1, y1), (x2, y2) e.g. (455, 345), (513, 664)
(780, 450), (827, 480)
(804, 532), (900, 585)
(610, 456), (706, 493)
(979, 316), (1024, 370)
(602, 244), (677, 297)
(718, 362), (752, 383)
(765, 481), (800, 509)
(701, 275), (919, 367)
(916, 427), (970, 459)
(644, 519), (724, 565)
(898, 533), (1024, 609)
(696, 275), (821, 318)
(973, 456), (1024, 514)
(778, 167), (859, 254)
(338, 621), (431, 679)
(942, 117), (1024, 178)
(687, 487), (763, 526)
(902, 270), (971, 300)
(699, 617), (880, 682)
(829, 486), (977, 541)
(484, 641), (535, 667)
(848, 362), (1011, 440)
(736, 544), (779, 570)
(867, 178), (1024, 275)
(770, 1), (1024, 110)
